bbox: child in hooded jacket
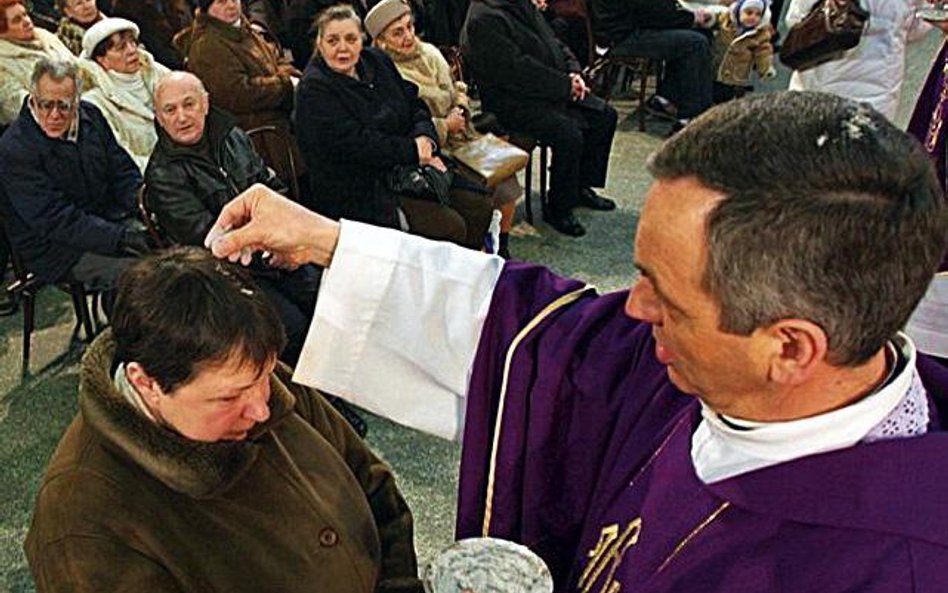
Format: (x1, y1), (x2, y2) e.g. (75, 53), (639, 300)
(712, 0), (775, 96)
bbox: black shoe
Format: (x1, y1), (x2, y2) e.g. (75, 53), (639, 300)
(543, 211), (586, 237)
(645, 94), (679, 119)
(579, 188), (616, 211)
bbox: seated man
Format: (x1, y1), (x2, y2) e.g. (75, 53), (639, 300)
(145, 70), (320, 367)
(0, 0), (74, 126)
(79, 17), (169, 172)
(0, 58), (150, 311)
(591, 0), (715, 124)
(461, 0), (618, 237)
(24, 247), (421, 592)
(207, 91), (948, 590)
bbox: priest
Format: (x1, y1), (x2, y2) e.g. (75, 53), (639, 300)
(206, 91), (948, 592)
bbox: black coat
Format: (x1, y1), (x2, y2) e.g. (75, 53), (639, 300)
(0, 100), (141, 283)
(295, 47), (437, 227)
(460, 0), (579, 123)
(144, 107), (284, 247)
(591, 0), (694, 45)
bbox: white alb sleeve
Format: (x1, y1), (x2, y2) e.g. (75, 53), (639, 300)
(293, 220), (505, 440)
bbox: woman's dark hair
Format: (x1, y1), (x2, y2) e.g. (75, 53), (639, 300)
(0, 0), (26, 34)
(111, 247), (286, 393)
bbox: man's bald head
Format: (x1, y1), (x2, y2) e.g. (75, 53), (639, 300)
(154, 71), (210, 146)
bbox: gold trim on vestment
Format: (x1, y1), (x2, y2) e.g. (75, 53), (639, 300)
(481, 285), (596, 536)
(656, 501), (731, 573)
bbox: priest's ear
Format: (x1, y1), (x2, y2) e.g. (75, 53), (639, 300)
(763, 319), (829, 386)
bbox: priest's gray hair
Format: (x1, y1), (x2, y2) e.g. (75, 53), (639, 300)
(30, 58), (81, 95)
(648, 91), (948, 366)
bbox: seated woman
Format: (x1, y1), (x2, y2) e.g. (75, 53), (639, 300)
(54, 0), (103, 55)
(0, 0), (74, 126)
(25, 247), (421, 592)
(296, 4), (492, 250)
(79, 17), (170, 172)
(366, 0), (521, 258)
(175, 0), (308, 205)
(109, 0), (193, 69)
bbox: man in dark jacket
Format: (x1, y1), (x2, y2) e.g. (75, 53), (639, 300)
(591, 0), (714, 122)
(0, 58), (149, 312)
(145, 70), (320, 367)
(461, 0), (618, 237)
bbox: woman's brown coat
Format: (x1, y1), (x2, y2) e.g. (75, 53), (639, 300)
(25, 333), (423, 592)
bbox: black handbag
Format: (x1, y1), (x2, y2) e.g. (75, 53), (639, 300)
(779, 0), (869, 72)
(387, 164), (455, 205)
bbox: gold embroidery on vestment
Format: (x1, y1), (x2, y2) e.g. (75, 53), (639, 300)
(656, 501), (731, 573)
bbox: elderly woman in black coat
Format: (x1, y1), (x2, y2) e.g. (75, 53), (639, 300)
(295, 3), (491, 250)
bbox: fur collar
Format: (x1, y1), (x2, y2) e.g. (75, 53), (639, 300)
(79, 332), (297, 499)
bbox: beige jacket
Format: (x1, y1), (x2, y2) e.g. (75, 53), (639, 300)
(388, 41), (471, 146)
(79, 49), (170, 172)
(0, 29), (75, 125)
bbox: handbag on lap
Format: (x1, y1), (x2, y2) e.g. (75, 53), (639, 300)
(387, 164), (455, 205)
(779, 0), (869, 72)
(447, 133), (529, 189)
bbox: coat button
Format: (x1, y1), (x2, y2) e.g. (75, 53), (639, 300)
(319, 528), (339, 547)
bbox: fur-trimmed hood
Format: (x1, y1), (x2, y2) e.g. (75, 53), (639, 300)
(78, 331), (297, 499)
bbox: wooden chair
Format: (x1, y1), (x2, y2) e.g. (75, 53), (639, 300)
(245, 125), (301, 203)
(136, 184), (167, 248)
(586, 50), (662, 132)
(0, 223), (101, 377)
(507, 134), (550, 225)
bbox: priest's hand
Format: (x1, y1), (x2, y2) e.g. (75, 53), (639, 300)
(205, 184), (339, 269)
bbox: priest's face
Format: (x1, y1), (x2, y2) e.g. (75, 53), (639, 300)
(626, 177), (773, 416)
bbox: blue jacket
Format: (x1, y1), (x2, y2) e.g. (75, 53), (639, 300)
(0, 99), (141, 283)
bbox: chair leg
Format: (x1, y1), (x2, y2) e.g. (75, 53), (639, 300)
(539, 145), (549, 219)
(21, 292), (34, 377)
(69, 285), (94, 343)
(524, 150), (534, 225)
(638, 62), (649, 132)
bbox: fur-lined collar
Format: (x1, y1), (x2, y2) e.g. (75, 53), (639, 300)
(79, 332), (296, 499)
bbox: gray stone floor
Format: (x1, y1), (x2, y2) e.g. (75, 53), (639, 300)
(0, 33), (942, 591)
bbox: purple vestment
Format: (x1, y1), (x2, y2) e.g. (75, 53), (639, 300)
(458, 263), (948, 592)
(908, 40), (948, 272)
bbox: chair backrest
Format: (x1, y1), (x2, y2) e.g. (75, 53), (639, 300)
(245, 125), (301, 203)
(136, 184), (168, 249)
(436, 45), (465, 84)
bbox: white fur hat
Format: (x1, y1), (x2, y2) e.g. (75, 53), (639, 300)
(740, 0), (765, 12)
(81, 17), (140, 60)
(364, 0), (411, 39)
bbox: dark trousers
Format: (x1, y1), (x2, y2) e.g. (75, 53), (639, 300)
(503, 100), (617, 216)
(401, 188), (494, 250)
(253, 264), (321, 366)
(611, 28), (713, 119)
(65, 252), (141, 318)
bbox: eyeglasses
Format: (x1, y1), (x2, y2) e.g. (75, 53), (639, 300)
(33, 97), (76, 114)
(385, 20), (415, 41)
(107, 36), (139, 53)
